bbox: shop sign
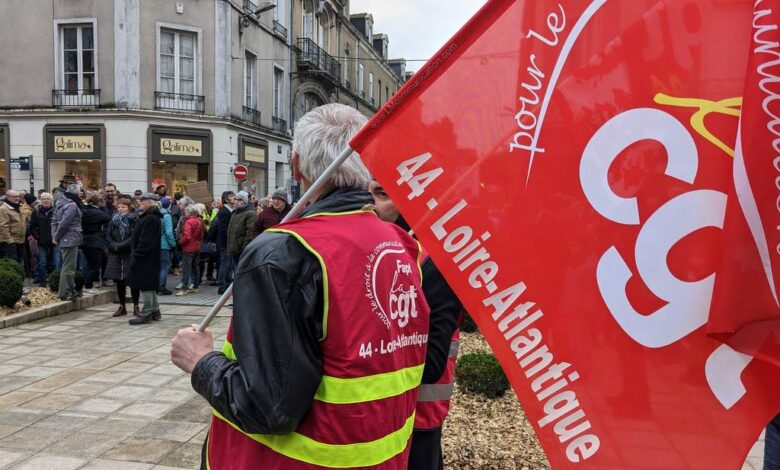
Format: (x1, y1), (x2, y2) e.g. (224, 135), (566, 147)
(244, 145), (266, 164)
(53, 135), (94, 153)
(160, 138), (202, 157)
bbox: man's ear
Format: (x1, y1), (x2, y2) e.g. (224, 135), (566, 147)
(291, 152), (303, 182)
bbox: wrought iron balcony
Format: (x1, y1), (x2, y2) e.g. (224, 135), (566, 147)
(52, 89), (100, 108)
(244, 0), (258, 12)
(273, 20), (287, 38)
(243, 106), (262, 127)
(155, 91), (205, 113)
(295, 38), (341, 85)
(272, 116), (287, 134)
(344, 80), (351, 91)
(360, 90), (366, 99)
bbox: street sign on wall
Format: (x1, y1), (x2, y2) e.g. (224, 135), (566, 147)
(233, 164), (249, 182)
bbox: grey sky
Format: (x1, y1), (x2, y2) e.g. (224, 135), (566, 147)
(350, 1), (488, 72)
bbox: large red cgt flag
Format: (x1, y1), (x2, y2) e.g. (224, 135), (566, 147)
(350, 0), (780, 468)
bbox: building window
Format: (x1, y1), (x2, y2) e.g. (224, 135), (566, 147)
(358, 64), (364, 97)
(275, 161), (285, 190)
(318, 11), (329, 52)
(245, 52), (257, 109)
(343, 52), (350, 88)
(60, 24), (96, 91)
(273, 67), (284, 118)
(302, 0), (314, 40)
(369, 72), (374, 102)
(159, 29), (197, 96)
(378, 79), (382, 105)
(386, 85), (389, 103)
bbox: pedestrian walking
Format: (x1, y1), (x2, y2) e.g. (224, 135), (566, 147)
(226, 190), (254, 265)
(171, 103), (431, 469)
(159, 197), (176, 295)
(176, 205), (204, 296)
(81, 191), (110, 292)
(128, 193), (163, 325)
(0, 189), (26, 262)
(51, 184), (83, 301)
(29, 192), (57, 287)
(105, 198), (139, 317)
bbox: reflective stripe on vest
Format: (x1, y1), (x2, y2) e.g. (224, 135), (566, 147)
(212, 409), (417, 468)
(417, 383), (455, 402)
(449, 340), (460, 358)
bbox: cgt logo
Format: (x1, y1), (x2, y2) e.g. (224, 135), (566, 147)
(364, 242), (420, 330)
(580, 94), (754, 410)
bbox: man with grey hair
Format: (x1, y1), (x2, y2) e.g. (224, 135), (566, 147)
(171, 104), (431, 469)
(0, 189), (26, 262)
(30, 192), (57, 286)
(51, 184), (83, 300)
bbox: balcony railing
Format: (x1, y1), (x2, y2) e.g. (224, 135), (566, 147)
(295, 38), (341, 85)
(243, 106), (262, 127)
(344, 80), (351, 91)
(244, 0), (258, 12)
(272, 116), (287, 134)
(273, 20), (287, 38)
(155, 91), (205, 113)
(52, 89), (100, 108)
(360, 90), (366, 99)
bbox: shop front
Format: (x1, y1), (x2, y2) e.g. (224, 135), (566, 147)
(44, 125), (105, 191)
(238, 135), (268, 197)
(149, 126), (212, 196)
(0, 125), (8, 194)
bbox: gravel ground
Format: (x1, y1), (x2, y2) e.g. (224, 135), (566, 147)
(442, 331), (551, 469)
(0, 286), (59, 317)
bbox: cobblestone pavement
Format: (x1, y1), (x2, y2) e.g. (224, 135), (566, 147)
(0, 303), (230, 469)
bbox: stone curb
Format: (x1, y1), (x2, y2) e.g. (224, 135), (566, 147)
(0, 289), (116, 329)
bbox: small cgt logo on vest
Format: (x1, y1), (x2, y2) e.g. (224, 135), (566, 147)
(364, 241), (420, 330)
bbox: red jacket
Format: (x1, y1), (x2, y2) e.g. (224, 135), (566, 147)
(179, 214), (204, 254)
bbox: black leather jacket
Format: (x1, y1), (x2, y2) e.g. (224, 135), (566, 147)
(191, 187), (374, 436)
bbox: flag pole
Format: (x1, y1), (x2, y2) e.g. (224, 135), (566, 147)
(197, 145), (356, 332)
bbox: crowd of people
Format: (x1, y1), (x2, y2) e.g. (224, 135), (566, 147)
(0, 175), (293, 325)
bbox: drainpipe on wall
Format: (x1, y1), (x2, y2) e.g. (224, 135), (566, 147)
(288, 0), (296, 134)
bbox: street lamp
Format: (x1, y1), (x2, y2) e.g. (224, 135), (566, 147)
(240, 1), (276, 29)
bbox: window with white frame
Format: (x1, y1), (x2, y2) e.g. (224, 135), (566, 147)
(274, 0), (285, 25)
(245, 51), (257, 109)
(273, 67), (284, 118)
(60, 24), (96, 92)
(358, 64), (364, 96)
(369, 72), (374, 102)
(159, 29), (197, 96)
(302, 1), (314, 40)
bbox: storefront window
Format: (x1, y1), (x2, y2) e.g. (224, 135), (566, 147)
(49, 159), (102, 191)
(152, 162), (209, 196)
(0, 158), (6, 194)
(244, 166), (267, 197)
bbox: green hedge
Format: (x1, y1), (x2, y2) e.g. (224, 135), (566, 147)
(0, 269), (23, 308)
(0, 258), (24, 280)
(455, 352), (510, 399)
(48, 269), (85, 293)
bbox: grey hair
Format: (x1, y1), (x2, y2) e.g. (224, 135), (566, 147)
(66, 184), (81, 195)
(292, 103), (370, 189)
(185, 205), (200, 216)
(180, 196), (194, 207)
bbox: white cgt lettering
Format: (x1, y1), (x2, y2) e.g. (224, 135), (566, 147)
(581, 108), (753, 408)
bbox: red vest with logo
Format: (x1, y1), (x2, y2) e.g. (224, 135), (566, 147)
(206, 210), (431, 469)
(413, 251), (462, 430)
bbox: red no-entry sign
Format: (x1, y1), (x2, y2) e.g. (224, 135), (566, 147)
(233, 164), (248, 182)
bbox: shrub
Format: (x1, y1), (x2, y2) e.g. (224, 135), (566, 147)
(455, 352), (510, 399)
(0, 269), (23, 308)
(0, 258), (24, 279)
(461, 311), (478, 333)
(48, 270), (84, 293)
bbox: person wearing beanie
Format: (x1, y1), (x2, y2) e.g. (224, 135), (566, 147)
(0, 189), (26, 261)
(253, 188), (291, 238)
(226, 190), (255, 263)
(51, 184), (83, 300)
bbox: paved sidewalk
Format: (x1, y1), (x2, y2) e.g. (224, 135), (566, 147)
(0, 303), (230, 469)
(158, 275), (222, 308)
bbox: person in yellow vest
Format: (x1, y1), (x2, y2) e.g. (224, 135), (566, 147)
(171, 103), (431, 469)
(369, 179), (463, 470)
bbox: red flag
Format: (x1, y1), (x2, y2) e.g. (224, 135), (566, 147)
(708, 1), (780, 367)
(351, 0), (780, 468)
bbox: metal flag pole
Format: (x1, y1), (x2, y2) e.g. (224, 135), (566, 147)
(197, 145), (356, 331)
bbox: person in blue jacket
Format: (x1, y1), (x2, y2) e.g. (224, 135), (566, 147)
(159, 197), (176, 295)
